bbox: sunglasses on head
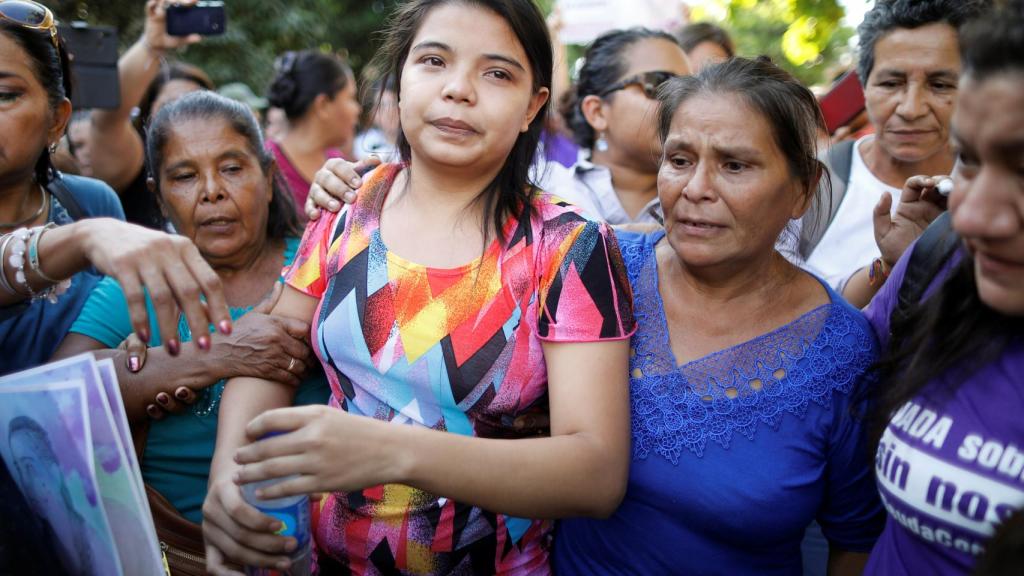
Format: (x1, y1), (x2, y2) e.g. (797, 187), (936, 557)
(0, 0), (59, 51)
(598, 70), (678, 100)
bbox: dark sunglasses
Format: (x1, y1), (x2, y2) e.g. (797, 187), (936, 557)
(598, 70), (678, 99)
(0, 0), (58, 50)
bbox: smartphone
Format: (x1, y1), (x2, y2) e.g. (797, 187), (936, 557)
(59, 23), (120, 110)
(819, 71), (865, 135)
(165, 1), (226, 37)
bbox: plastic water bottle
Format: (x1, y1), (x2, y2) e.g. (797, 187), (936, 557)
(241, 475), (312, 576)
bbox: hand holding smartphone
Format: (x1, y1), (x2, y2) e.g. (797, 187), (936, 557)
(165, 1), (226, 37)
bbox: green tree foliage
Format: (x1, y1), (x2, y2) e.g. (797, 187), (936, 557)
(691, 0), (853, 86)
(51, 0), (398, 94)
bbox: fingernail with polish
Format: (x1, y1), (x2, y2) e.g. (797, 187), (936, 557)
(146, 405), (161, 419)
(138, 329), (149, 342)
(128, 356), (141, 372)
(156, 393), (170, 406)
(175, 388), (189, 400)
(167, 339), (180, 356)
(218, 320), (232, 335)
(197, 335), (210, 350)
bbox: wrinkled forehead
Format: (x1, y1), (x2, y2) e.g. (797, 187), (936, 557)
(870, 23), (962, 78)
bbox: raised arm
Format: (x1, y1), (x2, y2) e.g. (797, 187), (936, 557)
(89, 0), (200, 192)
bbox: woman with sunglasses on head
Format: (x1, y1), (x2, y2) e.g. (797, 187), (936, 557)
(201, 1), (635, 574)
(0, 0), (231, 375)
(553, 57), (884, 575)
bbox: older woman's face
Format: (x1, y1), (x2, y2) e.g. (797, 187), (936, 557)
(863, 23), (960, 165)
(157, 117), (273, 262)
(949, 73), (1024, 316)
(658, 92), (806, 269)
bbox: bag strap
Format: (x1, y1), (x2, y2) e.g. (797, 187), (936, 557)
(46, 173), (87, 221)
(799, 139), (856, 258)
(891, 211), (959, 328)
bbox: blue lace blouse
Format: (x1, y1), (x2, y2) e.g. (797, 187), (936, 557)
(553, 231), (884, 575)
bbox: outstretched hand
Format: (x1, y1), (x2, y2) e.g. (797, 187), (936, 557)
(77, 218), (232, 355)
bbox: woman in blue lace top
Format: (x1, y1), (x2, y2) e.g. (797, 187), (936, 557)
(553, 57), (884, 575)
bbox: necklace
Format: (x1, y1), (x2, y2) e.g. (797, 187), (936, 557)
(0, 184), (48, 229)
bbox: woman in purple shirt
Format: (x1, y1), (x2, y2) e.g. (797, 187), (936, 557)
(862, 3), (1024, 573)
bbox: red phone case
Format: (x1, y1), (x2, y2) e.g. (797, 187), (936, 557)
(820, 72), (866, 134)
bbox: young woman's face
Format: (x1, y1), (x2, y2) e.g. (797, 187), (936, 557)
(156, 117), (274, 263)
(398, 3), (548, 174)
(590, 38), (691, 172)
(658, 92), (806, 270)
(0, 32), (68, 185)
(949, 73), (1024, 316)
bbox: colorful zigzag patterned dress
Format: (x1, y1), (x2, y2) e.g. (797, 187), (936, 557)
(284, 163), (635, 575)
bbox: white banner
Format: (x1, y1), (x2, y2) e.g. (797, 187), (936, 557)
(557, 0), (686, 45)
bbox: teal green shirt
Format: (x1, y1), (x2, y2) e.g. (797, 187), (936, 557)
(69, 236), (329, 523)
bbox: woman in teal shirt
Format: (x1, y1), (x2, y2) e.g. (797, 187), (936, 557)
(55, 91), (330, 524)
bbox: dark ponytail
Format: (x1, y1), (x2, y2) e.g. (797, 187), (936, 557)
(0, 21), (72, 185)
(267, 50), (351, 121)
(562, 27), (679, 149)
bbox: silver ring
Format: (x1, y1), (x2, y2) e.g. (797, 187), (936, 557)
(287, 357), (297, 372)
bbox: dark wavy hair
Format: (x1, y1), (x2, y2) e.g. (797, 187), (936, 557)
(267, 50), (352, 121)
(0, 20), (72, 185)
(562, 27), (679, 149)
(657, 57), (828, 210)
(676, 22), (734, 58)
(856, 0), (990, 83)
(365, 0), (552, 247)
(863, 0), (1024, 447)
(146, 91), (303, 239)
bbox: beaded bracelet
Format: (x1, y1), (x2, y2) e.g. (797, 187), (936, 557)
(6, 225), (70, 303)
(7, 227), (35, 298)
(0, 233), (18, 296)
